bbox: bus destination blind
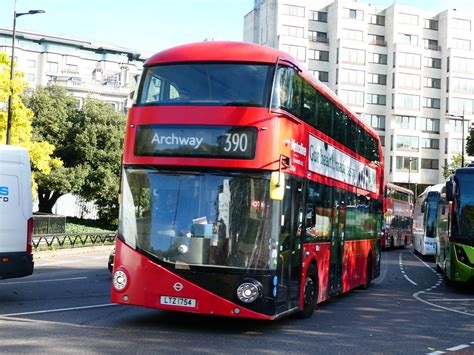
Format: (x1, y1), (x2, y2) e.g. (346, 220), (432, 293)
(135, 125), (257, 159)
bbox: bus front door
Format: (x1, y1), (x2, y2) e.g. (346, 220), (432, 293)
(329, 201), (345, 295)
(276, 179), (303, 313)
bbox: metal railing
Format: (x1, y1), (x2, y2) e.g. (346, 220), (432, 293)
(32, 232), (116, 249)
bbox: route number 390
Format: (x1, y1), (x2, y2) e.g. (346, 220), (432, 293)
(223, 133), (248, 152)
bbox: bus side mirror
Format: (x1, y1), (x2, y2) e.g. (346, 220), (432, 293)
(270, 171), (285, 200)
(446, 181), (454, 201)
(421, 204), (425, 213)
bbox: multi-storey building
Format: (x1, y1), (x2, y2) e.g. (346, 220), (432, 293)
(244, 0), (474, 192)
(0, 27), (144, 113)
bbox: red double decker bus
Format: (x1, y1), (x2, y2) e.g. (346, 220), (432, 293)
(111, 42), (384, 320)
(382, 183), (414, 249)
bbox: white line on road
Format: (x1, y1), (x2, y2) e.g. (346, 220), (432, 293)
(0, 276), (87, 285)
(37, 256), (105, 267)
(426, 351), (445, 354)
(0, 303), (118, 317)
(399, 252), (418, 285)
(446, 344), (469, 351)
(426, 298), (474, 302)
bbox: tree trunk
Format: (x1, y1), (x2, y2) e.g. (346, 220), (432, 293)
(37, 187), (63, 214)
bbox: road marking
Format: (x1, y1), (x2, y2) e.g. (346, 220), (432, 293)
(0, 303), (118, 317)
(37, 256), (104, 267)
(427, 351), (446, 354)
(426, 298), (474, 302)
(446, 344), (469, 351)
(399, 252), (418, 285)
(0, 276), (87, 285)
(411, 252), (474, 317)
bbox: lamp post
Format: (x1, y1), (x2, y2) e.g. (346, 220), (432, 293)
(5, 7), (45, 145)
(446, 109), (466, 167)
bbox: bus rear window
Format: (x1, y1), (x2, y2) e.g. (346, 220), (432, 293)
(138, 63), (274, 107)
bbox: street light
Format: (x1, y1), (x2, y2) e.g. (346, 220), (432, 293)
(446, 109), (466, 167)
(408, 157), (416, 194)
(5, 8), (45, 145)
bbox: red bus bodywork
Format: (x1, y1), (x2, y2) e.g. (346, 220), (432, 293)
(111, 42), (384, 319)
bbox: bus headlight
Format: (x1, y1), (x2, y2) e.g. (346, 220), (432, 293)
(113, 270), (128, 291)
(454, 245), (470, 265)
(236, 281), (262, 304)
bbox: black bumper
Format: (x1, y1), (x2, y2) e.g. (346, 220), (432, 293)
(0, 252), (34, 279)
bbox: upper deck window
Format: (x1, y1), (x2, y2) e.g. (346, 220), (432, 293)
(138, 63), (274, 107)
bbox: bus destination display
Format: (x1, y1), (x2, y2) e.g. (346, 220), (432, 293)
(135, 125), (257, 159)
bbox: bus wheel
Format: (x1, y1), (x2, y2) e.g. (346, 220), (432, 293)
(361, 254), (372, 290)
(298, 264), (318, 319)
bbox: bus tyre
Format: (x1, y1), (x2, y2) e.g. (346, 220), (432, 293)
(361, 254), (372, 290)
(298, 264), (318, 319)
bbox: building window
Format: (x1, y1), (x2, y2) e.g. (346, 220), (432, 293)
(424, 39), (440, 51)
(27, 59), (36, 68)
(395, 94), (420, 110)
(393, 115), (416, 130)
(48, 61), (59, 73)
(421, 159), (439, 169)
(310, 11), (328, 23)
(367, 93), (386, 105)
(65, 64), (78, 73)
(340, 69), (365, 85)
(423, 77), (441, 89)
(451, 77), (474, 94)
(309, 31), (329, 43)
(343, 8), (364, 20)
(282, 25), (304, 38)
(341, 28), (363, 41)
(368, 52), (387, 65)
(451, 57), (474, 74)
(452, 38), (471, 50)
(364, 114), (385, 130)
(421, 138), (440, 149)
(450, 98), (474, 114)
(424, 57), (441, 69)
(368, 73), (387, 85)
(369, 14), (385, 26)
(281, 44), (306, 61)
(452, 18), (471, 31)
(340, 48), (365, 65)
(399, 13), (419, 26)
(399, 33), (418, 45)
(398, 52), (421, 68)
(420, 118), (440, 133)
(396, 135), (419, 151)
(317, 71), (329, 82)
(424, 19), (439, 30)
(368, 34), (386, 46)
(397, 73), (421, 89)
(308, 49), (329, 62)
(338, 90), (364, 106)
(449, 118), (469, 133)
(423, 97), (441, 109)
(26, 73), (35, 82)
(396, 156), (418, 171)
(380, 135), (385, 146)
(451, 138), (463, 153)
(282, 4), (305, 17)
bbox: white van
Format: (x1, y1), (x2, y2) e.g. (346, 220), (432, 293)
(0, 144), (34, 279)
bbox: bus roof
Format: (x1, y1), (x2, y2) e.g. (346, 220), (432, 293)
(145, 41), (380, 142)
(453, 167), (474, 176)
(386, 182), (413, 195)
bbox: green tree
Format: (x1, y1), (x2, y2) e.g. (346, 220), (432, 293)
(24, 85), (86, 213)
(442, 154), (464, 179)
(465, 127), (474, 157)
(25, 86), (126, 224)
(73, 99), (126, 224)
(0, 53), (61, 196)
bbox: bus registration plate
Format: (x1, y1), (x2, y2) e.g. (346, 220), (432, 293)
(160, 296), (196, 308)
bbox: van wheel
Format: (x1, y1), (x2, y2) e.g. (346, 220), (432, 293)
(361, 254), (372, 290)
(297, 264), (318, 319)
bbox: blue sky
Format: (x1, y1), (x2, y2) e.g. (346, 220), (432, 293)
(1, 0), (473, 56)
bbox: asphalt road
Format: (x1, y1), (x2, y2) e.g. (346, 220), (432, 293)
(0, 246), (473, 354)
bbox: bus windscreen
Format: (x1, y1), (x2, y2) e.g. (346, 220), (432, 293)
(455, 175), (474, 238)
(138, 63), (274, 107)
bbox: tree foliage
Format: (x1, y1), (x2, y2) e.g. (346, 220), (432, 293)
(442, 154), (464, 179)
(25, 85), (126, 224)
(0, 53), (61, 196)
(465, 127), (474, 157)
